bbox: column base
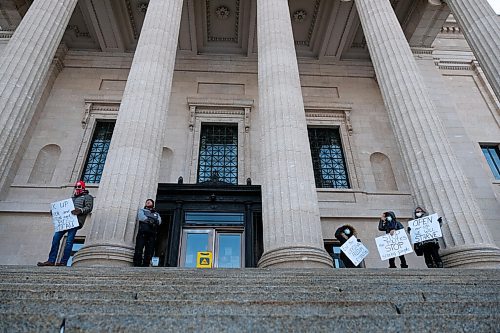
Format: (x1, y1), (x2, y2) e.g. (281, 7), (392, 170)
(440, 243), (500, 268)
(258, 246), (333, 268)
(72, 243), (135, 267)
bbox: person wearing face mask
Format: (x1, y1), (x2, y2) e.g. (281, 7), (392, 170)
(133, 199), (162, 267)
(378, 211), (408, 268)
(37, 180), (94, 266)
(409, 206), (443, 268)
(334, 225), (362, 268)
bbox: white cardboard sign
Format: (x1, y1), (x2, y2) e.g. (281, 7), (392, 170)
(375, 229), (413, 260)
(408, 213), (442, 244)
(340, 236), (369, 266)
(51, 199), (79, 232)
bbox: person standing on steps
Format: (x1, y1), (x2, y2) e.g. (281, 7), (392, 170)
(37, 181), (94, 267)
(335, 224), (362, 268)
(408, 206), (444, 268)
(378, 211), (408, 268)
(133, 199), (162, 267)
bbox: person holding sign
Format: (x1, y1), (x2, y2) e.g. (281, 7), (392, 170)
(37, 181), (93, 266)
(378, 211), (408, 268)
(408, 206), (443, 268)
(133, 199), (162, 267)
(335, 225), (363, 268)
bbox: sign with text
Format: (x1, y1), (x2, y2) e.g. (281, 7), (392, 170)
(408, 213), (442, 244)
(375, 229), (413, 261)
(340, 236), (369, 266)
(51, 199), (79, 232)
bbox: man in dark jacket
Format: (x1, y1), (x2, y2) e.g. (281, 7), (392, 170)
(133, 199), (162, 267)
(378, 211), (408, 268)
(38, 180), (93, 266)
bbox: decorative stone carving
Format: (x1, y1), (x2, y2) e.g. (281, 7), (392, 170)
(215, 6), (230, 20)
(292, 10), (307, 23)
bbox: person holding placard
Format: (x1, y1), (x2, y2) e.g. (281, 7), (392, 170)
(408, 206), (443, 268)
(37, 181), (94, 267)
(378, 211), (408, 268)
(335, 225), (362, 268)
(133, 199), (162, 267)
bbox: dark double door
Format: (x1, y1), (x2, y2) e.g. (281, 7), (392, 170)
(154, 182), (263, 268)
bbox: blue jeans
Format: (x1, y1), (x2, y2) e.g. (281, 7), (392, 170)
(48, 227), (78, 265)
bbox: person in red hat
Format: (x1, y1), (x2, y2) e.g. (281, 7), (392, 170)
(37, 180), (93, 266)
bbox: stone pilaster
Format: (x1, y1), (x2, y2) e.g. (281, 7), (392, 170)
(0, 0), (78, 197)
(355, 0), (500, 268)
(73, 0), (184, 266)
(445, 0), (500, 101)
(256, 0), (333, 268)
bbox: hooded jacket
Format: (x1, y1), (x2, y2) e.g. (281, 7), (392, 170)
(378, 211), (404, 234)
(72, 189), (93, 229)
(335, 225), (357, 245)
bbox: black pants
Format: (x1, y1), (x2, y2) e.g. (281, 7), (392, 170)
(340, 252), (360, 268)
(389, 255), (408, 268)
(133, 229), (156, 267)
(422, 243), (442, 268)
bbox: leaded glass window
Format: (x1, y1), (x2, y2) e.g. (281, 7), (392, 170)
(308, 127), (350, 188)
(197, 124), (238, 184)
(81, 121), (115, 183)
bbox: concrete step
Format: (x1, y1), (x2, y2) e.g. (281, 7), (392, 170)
(1, 313), (499, 333)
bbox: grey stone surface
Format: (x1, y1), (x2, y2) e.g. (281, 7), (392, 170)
(0, 0), (78, 196)
(354, 0), (500, 267)
(72, 0), (184, 266)
(255, 0), (332, 268)
(0, 266), (499, 333)
(445, 0), (500, 101)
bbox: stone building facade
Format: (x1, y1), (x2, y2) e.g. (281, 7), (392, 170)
(0, 0), (499, 268)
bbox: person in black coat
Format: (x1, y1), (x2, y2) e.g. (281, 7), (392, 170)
(335, 225), (362, 268)
(409, 206), (443, 268)
(133, 199), (162, 267)
(378, 211), (408, 268)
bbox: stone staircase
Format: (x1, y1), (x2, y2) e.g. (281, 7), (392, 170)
(0, 266), (498, 332)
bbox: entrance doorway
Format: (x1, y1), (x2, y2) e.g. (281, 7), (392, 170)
(180, 228), (243, 268)
(154, 182), (262, 267)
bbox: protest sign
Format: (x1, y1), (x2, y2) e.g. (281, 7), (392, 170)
(340, 236), (369, 266)
(375, 229), (413, 260)
(51, 199), (79, 232)
(408, 213), (442, 244)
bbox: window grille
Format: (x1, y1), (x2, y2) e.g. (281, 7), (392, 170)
(308, 127), (350, 188)
(81, 121), (115, 183)
(197, 124), (238, 184)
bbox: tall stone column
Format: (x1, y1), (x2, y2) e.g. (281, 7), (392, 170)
(73, 0), (184, 266)
(355, 0), (500, 268)
(444, 0), (500, 101)
(256, 0), (333, 268)
(0, 0), (78, 197)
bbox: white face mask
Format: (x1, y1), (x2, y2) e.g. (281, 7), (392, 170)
(385, 216), (393, 222)
(344, 229), (351, 235)
(416, 212), (423, 218)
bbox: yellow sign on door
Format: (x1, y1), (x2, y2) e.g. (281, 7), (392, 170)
(196, 251), (213, 268)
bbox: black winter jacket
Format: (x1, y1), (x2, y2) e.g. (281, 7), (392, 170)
(72, 190), (94, 229)
(378, 211), (404, 234)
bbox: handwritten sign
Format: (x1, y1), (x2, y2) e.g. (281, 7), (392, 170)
(340, 236), (369, 266)
(51, 199), (79, 232)
(408, 213), (442, 244)
(375, 229), (413, 260)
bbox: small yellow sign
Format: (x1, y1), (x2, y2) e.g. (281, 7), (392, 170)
(196, 251), (213, 268)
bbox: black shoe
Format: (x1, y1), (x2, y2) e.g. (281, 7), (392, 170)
(436, 262), (444, 268)
(37, 261), (55, 266)
(389, 266), (397, 268)
(55, 263), (66, 266)
(401, 265), (408, 268)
